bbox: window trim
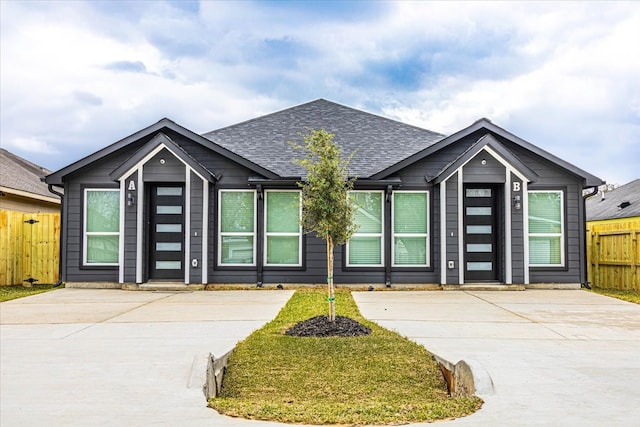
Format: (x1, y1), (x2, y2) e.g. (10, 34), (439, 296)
(218, 189), (257, 267)
(346, 190), (385, 268)
(527, 189), (565, 267)
(83, 188), (120, 267)
(391, 190), (430, 267)
(264, 189), (302, 267)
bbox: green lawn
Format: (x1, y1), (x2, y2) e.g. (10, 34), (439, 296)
(0, 284), (60, 302)
(210, 289), (481, 425)
(589, 288), (640, 304)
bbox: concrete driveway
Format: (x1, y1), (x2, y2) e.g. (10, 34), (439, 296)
(2, 289), (639, 426)
(354, 290), (640, 426)
(0, 288), (294, 427)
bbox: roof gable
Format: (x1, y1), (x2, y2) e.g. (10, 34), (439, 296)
(586, 179), (640, 221)
(432, 133), (539, 183)
(371, 118), (603, 187)
(202, 99), (444, 178)
(109, 132), (217, 182)
(45, 118), (278, 185)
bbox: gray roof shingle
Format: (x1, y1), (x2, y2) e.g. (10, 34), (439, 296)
(586, 179), (640, 221)
(202, 99), (444, 178)
(0, 149), (56, 198)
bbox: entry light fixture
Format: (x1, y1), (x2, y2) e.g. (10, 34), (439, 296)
(127, 192), (135, 207)
(513, 194), (521, 210)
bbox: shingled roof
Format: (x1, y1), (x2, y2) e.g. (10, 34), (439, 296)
(0, 148), (57, 199)
(586, 179), (640, 221)
(202, 99), (444, 178)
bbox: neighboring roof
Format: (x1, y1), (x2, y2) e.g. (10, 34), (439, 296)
(586, 179), (640, 221)
(0, 148), (60, 202)
(371, 118), (604, 187)
(109, 132), (218, 182)
(202, 99), (445, 178)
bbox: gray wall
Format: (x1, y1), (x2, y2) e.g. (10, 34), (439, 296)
(61, 127), (588, 286)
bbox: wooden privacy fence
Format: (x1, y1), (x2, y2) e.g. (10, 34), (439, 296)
(0, 210), (60, 286)
(586, 218), (640, 290)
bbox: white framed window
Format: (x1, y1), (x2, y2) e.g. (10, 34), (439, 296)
(528, 190), (564, 267)
(392, 191), (429, 267)
(264, 190), (302, 266)
(218, 190), (256, 266)
(347, 190), (384, 267)
(83, 188), (120, 266)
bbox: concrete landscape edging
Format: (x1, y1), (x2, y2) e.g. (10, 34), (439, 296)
(204, 351), (232, 399)
(432, 354), (495, 398)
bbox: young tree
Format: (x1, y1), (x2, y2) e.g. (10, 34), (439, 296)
(292, 129), (357, 321)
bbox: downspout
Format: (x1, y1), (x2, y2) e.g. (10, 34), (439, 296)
(47, 183), (65, 287)
(581, 186), (599, 289)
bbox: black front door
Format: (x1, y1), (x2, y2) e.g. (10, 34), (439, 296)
(463, 185), (499, 281)
(149, 184), (185, 280)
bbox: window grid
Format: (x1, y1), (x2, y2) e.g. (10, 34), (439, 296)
(392, 191), (429, 267)
(528, 190), (564, 267)
(218, 190), (256, 266)
(264, 190), (302, 266)
(83, 188), (120, 266)
(347, 191), (384, 267)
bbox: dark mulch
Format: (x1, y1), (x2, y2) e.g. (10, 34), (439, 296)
(285, 315), (372, 337)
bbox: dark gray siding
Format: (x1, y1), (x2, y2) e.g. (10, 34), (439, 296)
(510, 173), (525, 283)
(63, 149), (141, 283)
(143, 149), (185, 182)
(463, 151), (505, 183)
(189, 172), (203, 283)
(446, 174), (460, 284)
(501, 139), (585, 283)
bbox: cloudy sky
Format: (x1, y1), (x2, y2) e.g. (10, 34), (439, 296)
(1, 1), (639, 185)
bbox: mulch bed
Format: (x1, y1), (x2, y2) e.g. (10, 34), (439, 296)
(285, 315), (371, 337)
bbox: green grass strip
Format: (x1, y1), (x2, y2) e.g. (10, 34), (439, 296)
(0, 284), (59, 302)
(210, 289), (482, 425)
(589, 288), (640, 304)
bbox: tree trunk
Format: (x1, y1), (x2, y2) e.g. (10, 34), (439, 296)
(327, 235), (335, 322)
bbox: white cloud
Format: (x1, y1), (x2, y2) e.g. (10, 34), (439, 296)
(1, 0), (638, 184)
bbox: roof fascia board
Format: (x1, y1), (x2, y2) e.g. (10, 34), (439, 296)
(372, 118), (603, 187)
(45, 119), (174, 185)
(0, 186), (61, 204)
(434, 133), (538, 183)
(46, 118), (280, 185)
(434, 135), (535, 184)
(370, 120), (487, 179)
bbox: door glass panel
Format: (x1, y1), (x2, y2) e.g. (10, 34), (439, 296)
(157, 187), (182, 196)
(467, 243), (492, 252)
(466, 225), (492, 234)
(466, 207), (492, 216)
(156, 242), (181, 251)
(466, 188), (492, 197)
(157, 224), (182, 232)
(155, 261), (181, 270)
(467, 262), (492, 271)
(157, 205), (182, 214)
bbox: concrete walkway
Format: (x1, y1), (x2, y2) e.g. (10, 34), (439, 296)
(2, 289), (639, 426)
(353, 290), (640, 426)
(1, 288), (294, 427)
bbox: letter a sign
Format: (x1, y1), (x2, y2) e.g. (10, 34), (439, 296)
(128, 180), (136, 191)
